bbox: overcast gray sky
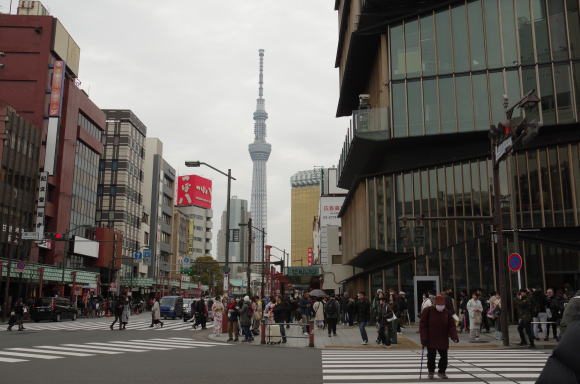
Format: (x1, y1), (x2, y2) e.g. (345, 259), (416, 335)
(1, 0), (347, 260)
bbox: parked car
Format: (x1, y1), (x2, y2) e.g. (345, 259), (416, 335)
(30, 297), (78, 322)
(182, 298), (196, 322)
(159, 296), (183, 319)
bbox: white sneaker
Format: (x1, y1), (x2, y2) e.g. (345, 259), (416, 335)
(361, 341), (368, 345)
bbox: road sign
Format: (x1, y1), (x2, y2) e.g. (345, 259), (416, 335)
(183, 257), (191, 265)
(508, 253), (522, 272)
(223, 273), (229, 291)
(495, 137), (513, 162)
(143, 248), (151, 258)
(22, 232), (42, 240)
(134, 251), (142, 260)
(16, 261), (26, 273)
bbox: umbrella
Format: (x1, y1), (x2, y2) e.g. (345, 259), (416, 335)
(309, 289), (326, 297)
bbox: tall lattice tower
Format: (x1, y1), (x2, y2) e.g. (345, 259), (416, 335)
(249, 49), (271, 262)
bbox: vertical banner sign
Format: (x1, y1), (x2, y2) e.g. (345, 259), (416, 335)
(49, 61), (65, 117)
(307, 248), (313, 266)
(35, 172), (49, 235)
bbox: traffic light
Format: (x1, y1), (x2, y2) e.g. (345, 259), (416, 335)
(44, 232), (67, 241)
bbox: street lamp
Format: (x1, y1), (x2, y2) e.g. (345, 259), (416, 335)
(268, 245), (288, 274)
(185, 161), (236, 296)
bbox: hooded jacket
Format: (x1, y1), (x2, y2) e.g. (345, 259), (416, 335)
(536, 320), (580, 384)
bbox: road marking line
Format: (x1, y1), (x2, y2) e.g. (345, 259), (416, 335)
(106, 342), (170, 350)
(6, 348), (94, 357)
(127, 340), (196, 349)
(84, 343), (149, 352)
(34, 346), (122, 355)
(0, 356), (29, 363)
(0, 351), (63, 359)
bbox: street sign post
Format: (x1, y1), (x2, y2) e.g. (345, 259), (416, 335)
(143, 248), (151, 258)
(508, 252), (523, 289)
(183, 257), (191, 265)
(134, 251), (142, 260)
(223, 273), (229, 293)
(22, 232), (42, 240)
(495, 137), (513, 162)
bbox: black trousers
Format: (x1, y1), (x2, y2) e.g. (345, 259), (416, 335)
(427, 348), (448, 374)
(111, 314), (122, 328)
(518, 320), (535, 345)
(327, 318), (337, 335)
(378, 324), (391, 345)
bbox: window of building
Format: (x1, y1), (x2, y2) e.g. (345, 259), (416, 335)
(390, 24), (405, 80)
(405, 18), (420, 77)
(69, 141), (99, 233)
(331, 255), (342, 265)
(142, 212), (149, 224)
(420, 15), (435, 76)
(144, 231), (149, 246)
(435, 10), (452, 74)
(110, 185), (117, 196)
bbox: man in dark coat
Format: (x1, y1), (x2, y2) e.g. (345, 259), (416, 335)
(515, 289), (535, 347)
(110, 296), (124, 330)
(355, 291), (371, 345)
(536, 320), (580, 384)
(324, 293), (340, 337)
(560, 290), (580, 336)
(193, 297), (207, 329)
(420, 295), (459, 380)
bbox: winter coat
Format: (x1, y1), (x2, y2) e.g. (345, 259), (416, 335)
(313, 301), (325, 321)
(515, 296), (533, 322)
(324, 298), (340, 320)
(560, 292), (580, 335)
(377, 303), (395, 326)
(239, 302), (252, 326)
(547, 294), (564, 321)
(272, 301), (288, 323)
(152, 301), (160, 320)
(298, 297), (311, 317)
(355, 299), (371, 323)
(444, 294), (455, 314)
(419, 306), (459, 350)
(530, 290), (548, 316)
(536, 320), (580, 384)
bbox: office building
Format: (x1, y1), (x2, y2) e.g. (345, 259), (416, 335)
(290, 169), (322, 267)
(217, 196), (251, 280)
(143, 138), (175, 279)
(334, 0), (580, 319)
(97, 109), (147, 280)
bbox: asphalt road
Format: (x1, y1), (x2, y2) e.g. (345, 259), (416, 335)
(0, 315), (322, 384)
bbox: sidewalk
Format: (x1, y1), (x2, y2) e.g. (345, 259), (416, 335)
(207, 322), (559, 350)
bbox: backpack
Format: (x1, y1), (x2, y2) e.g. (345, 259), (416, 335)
(325, 299), (339, 317)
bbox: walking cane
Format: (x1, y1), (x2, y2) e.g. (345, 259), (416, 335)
(419, 346), (425, 380)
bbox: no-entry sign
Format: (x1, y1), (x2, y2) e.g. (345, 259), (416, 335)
(508, 253), (523, 272)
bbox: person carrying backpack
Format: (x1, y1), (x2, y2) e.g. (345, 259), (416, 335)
(324, 293), (340, 337)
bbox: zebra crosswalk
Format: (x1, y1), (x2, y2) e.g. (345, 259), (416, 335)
(321, 349), (550, 384)
(0, 337), (230, 364)
(2, 319), (214, 332)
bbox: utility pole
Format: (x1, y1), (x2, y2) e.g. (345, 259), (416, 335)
(261, 228), (265, 298)
(246, 218), (252, 296)
(224, 168), (232, 297)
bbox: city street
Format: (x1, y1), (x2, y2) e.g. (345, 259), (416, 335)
(0, 314), (550, 384)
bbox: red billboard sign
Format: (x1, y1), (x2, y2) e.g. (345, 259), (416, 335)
(177, 175), (212, 208)
(49, 61), (65, 117)
(307, 248), (313, 266)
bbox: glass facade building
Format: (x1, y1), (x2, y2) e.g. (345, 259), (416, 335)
(334, 0), (580, 317)
(390, 0), (580, 138)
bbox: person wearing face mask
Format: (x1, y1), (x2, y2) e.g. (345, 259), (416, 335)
(420, 294), (459, 380)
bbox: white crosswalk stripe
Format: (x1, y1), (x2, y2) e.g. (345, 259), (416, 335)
(0, 337), (231, 364)
(1, 319), (214, 332)
(321, 349), (549, 384)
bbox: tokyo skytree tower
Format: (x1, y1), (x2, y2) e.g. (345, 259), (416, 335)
(249, 49), (271, 262)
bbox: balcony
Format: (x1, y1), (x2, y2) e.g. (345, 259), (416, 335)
(337, 107), (390, 187)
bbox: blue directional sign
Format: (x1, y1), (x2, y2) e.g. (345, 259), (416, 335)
(183, 257), (191, 265)
(134, 251), (142, 260)
(143, 248), (151, 259)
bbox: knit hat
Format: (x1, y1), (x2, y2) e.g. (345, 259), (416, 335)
(434, 295), (445, 305)
(243, 295), (251, 302)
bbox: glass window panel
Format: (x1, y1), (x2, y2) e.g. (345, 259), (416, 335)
(473, 74), (490, 130)
(502, 0), (519, 66)
(421, 170), (429, 217)
(405, 19), (421, 78)
(454, 246), (467, 292)
(506, 69), (522, 118)
(489, 71), (505, 124)
(548, 147), (564, 223)
(480, 160), (491, 217)
(420, 15), (436, 76)
(393, 82), (407, 137)
(468, 1), (486, 71)
(539, 149), (554, 227)
(549, 0), (569, 61)
(467, 241), (481, 290)
(436, 10), (453, 74)
(484, 0), (502, 68)
(463, 162), (473, 215)
(516, 0), (535, 65)
(456, 75), (474, 131)
(391, 24), (406, 80)
(522, 66), (540, 121)
(571, 145), (580, 222)
(408, 80), (423, 136)
(528, 151), (542, 226)
(471, 161), (481, 216)
(404, 173), (413, 215)
(452, 5), (470, 72)
(567, 0), (580, 59)
(413, 171), (421, 216)
(532, 0), (551, 63)
(553, 64), (574, 122)
(377, 177), (385, 250)
(539, 65), (556, 124)
(439, 77), (457, 133)
(423, 79), (439, 134)
(559, 145), (575, 224)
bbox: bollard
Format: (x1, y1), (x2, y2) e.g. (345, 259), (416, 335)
(260, 320), (266, 345)
(308, 320), (314, 347)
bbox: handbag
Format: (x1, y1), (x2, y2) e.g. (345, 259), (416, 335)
(387, 313), (397, 323)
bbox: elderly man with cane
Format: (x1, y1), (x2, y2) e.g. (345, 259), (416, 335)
(419, 294), (459, 379)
